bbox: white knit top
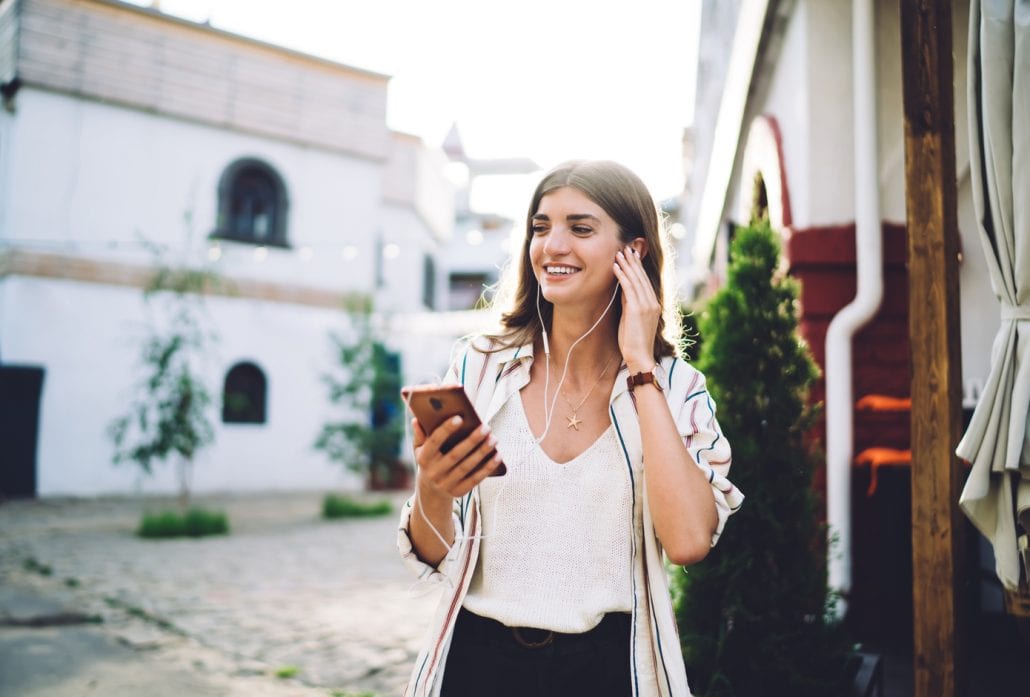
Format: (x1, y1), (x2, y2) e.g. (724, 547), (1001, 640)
(462, 393), (639, 633)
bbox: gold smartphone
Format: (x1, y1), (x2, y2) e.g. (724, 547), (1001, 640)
(400, 384), (506, 476)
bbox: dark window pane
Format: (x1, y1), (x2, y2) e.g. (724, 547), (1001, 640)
(423, 254), (436, 309)
(215, 159), (289, 247)
(223, 362), (267, 424)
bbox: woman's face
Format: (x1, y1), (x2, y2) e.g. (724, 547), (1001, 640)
(529, 186), (626, 312)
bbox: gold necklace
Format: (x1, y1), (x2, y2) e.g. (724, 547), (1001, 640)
(559, 354), (617, 431)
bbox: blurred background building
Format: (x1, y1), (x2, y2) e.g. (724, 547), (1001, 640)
(680, 0), (1016, 675)
(0, 0), (516, 497)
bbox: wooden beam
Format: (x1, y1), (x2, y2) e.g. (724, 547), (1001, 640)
(900, 2), (966, 697)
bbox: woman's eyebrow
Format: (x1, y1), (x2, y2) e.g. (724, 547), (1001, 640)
(530, 213), (602, 222)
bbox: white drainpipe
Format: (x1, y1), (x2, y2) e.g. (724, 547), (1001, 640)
(825, 0), (882, 618)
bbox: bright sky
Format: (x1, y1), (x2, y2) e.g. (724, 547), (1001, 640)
(132, 0), (702, 220)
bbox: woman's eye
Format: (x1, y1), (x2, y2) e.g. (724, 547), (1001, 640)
(572, 226), (592, 235)
(531, 225), (548, 235)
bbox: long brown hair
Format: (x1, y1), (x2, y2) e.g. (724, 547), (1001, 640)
(484, 160), (681, 360)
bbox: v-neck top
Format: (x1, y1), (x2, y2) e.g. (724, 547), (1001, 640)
(462, 393), (638, 632)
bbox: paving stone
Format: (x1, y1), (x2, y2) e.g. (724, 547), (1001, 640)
(0, 491), (436, 696)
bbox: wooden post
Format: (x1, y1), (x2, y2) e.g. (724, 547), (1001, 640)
(900, 2), (966, 696)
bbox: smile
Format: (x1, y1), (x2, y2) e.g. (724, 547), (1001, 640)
(544, 265), (580, 276)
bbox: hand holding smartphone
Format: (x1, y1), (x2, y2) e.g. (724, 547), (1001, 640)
(401, 384), (506, 476)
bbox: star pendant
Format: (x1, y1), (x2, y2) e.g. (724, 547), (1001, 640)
(566, 412), (582, 430)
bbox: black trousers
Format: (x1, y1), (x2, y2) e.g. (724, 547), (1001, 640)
(440, 608), (633, 697)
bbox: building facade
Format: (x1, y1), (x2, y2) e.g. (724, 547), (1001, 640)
(0, 0), (460, 497)
(680, 0), (1011, 650)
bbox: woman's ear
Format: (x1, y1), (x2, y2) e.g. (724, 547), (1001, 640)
(629, 238), (648, 259)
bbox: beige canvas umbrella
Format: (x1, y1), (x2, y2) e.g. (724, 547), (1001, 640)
(956, 0), (1030, 592)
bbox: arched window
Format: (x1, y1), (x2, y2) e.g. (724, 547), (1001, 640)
(214, 159), (289, 247)
(222, 362), (267, 424)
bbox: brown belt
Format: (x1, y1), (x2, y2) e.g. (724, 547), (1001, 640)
(454, 607), (631, 651)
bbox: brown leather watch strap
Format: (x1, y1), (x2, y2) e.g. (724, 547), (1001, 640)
(626, 367), (663, 392)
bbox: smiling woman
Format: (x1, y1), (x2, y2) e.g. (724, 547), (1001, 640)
(396, 160), (743, 697)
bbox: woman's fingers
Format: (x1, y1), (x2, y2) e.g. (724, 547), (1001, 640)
(422, 415), (464, 455)
(618, 248), (657, 304)
(416, 418), (497, 497)
(614, 250), (645, 306)
(413, 416), (463, 479)
(450, 455), (504, 497)
(411, 418), (426, 447)
(614, 254), (643, 319)
(615, 247), (661, 366)
(441, 434), (500, 492)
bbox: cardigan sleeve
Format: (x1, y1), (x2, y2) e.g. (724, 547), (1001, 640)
(396, 493), (468, 586)
(396, 338), (476, 586)
(671, 364), (744, 546)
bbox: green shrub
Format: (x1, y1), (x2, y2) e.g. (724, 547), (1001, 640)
(137, 508), (229, 538)
(274, 665), (299, 679)
(23, 557), (53, 576)
(673, 219), (855, 695)
(315, 301), (405, 489)
(321, 493), (392, 519)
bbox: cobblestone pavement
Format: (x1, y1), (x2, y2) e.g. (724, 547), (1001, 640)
(0, 491), (439, 696)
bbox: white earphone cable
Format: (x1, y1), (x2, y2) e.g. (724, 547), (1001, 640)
(534, 283), (620, 445)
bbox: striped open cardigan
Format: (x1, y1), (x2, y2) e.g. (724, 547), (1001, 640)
(397, 337), (743, 697)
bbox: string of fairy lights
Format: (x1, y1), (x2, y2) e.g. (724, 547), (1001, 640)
(2, 222), (683, 263)
(2, 226), (515, 266)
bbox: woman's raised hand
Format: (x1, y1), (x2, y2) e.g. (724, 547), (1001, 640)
(613, 246), (661, 371)
(411, 416), (502, 500)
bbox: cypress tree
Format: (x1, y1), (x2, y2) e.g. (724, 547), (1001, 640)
(673, 219), (855, 696)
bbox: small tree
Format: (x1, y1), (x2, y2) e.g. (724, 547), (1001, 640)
(673, 219), (855, 696)
(108, 262), (220, 511)
(315, 301), (404, 488)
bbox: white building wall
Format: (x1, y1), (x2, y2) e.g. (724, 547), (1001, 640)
(0, 87), (455, 497)
(0, 100), (12, 238)
(0, 3), (486, 498)
(874, 0), (907, 224)
(3, 87), (382, 292)
(378, 202), (435, 313)
(0, 275), (365, 496)
(726, 0), (857, 231)
(803, 0), (856, 227)
(843, 0), (993, 395)
(753, 0), (811, 226)
(740, 0), (993, 396)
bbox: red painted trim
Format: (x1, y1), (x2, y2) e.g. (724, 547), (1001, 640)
(761, 114), (794, 228)
(785, 222), (908, 266)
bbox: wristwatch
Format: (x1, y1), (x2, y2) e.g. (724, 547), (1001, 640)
(626, 365), (663, 392)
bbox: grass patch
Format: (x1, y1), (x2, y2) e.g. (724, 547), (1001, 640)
(23, 557), (53, 576)
(274, 665), (299, 679)
(137, 508), (229, 538)
(321, 494), (392, 519)
(64, 577), (81, 588)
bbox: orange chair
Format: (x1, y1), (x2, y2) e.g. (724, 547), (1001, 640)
(854, 447), (912, 496)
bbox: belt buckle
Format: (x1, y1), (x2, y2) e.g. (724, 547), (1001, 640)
(512, 626), (554, 649)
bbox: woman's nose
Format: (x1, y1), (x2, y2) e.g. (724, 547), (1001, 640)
(543, 228), (570, 255)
